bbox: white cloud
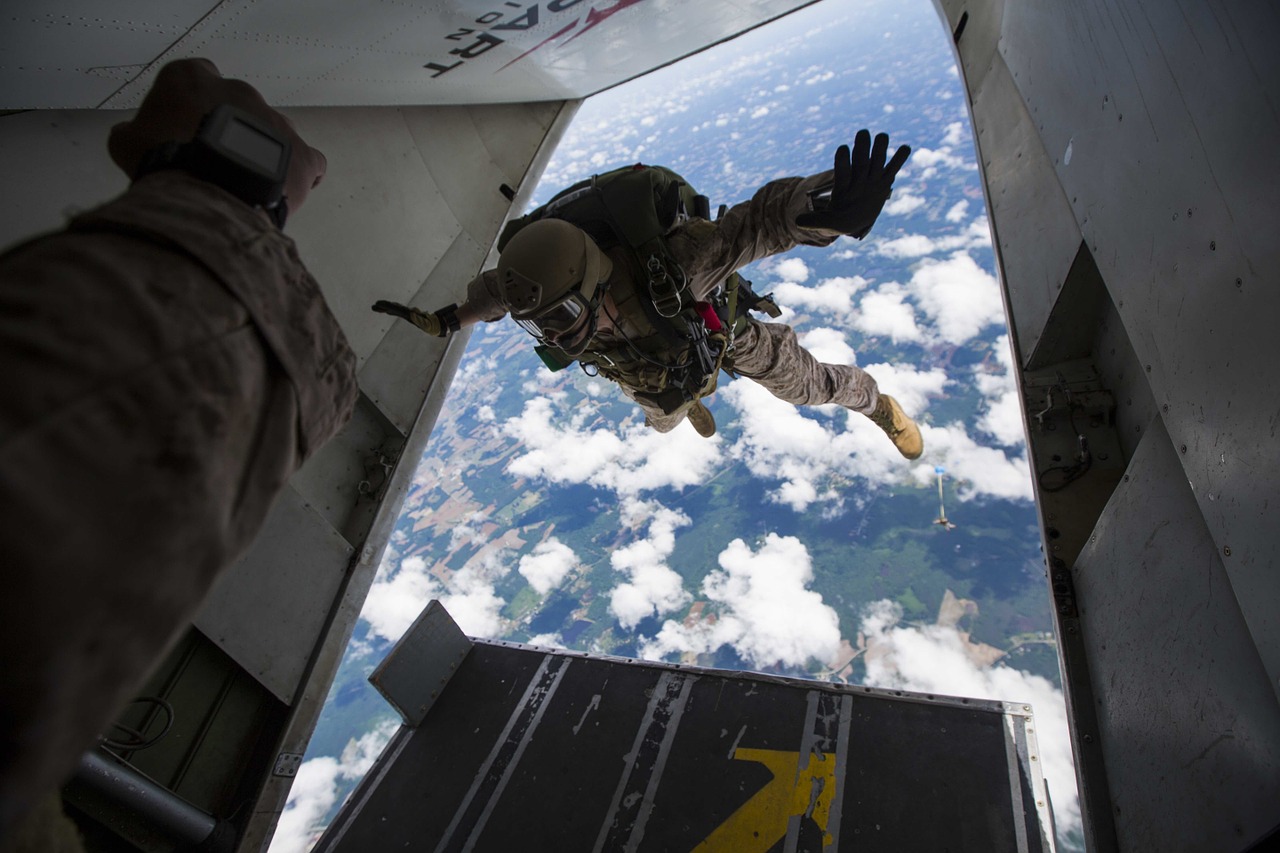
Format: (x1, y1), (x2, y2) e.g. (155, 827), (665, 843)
(269, 720), (398, 853)
(945, 199), (970, 223)
(796, 326), (858, 366)
(518, 538), (580, 595)
(858, 600), (1080, 839)
(873, 216), (991, 259)
(774, 257), (811, 283)
(640, 534), (841, 669)
(721, 362), (948, 513)
(942, 120), (968, 147)
(502, 396), (725, 498)
(362, 550), (509, 643)
(853, 283), (925, 344)
(608, 499), (692, 628)
(909, 423), (1033, 501)
(974, 334), (1026, 448)
(526, 632), (566, 648)
(884, 191), (926, 216)
(447, 511), (490, 551)
(905, 251), (1005, 345)
(723, 359), (1028, 509)
(909, 145), (971, 179)
(771, 275), (868, 321)
(751, 106), (770, 119)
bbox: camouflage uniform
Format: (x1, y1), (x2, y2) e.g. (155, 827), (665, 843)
(458, 171), (880, 432)
(0, 172), (357, 836)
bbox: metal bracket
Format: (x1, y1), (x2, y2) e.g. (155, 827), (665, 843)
(369, 600), (474, 727)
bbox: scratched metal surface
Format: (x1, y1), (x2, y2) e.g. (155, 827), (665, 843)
(316, 641), (1052, 852)
(1, 0), (821, 109)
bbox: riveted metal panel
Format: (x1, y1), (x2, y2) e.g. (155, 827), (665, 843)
(1074, 418), (1280, 851)
(0, 0), (214, 108)
(969, 58), (1081, 365)
(369, 600), (473, 727)
(997, 0), (1280, 701)
(193, 487), (354, 704)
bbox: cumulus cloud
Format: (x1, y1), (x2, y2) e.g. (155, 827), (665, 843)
(503, 396), (725, 497)
(269, 720), (398, 853)
(884, 190), (926, 216)
(526, 632), (566, 648)
(773, 257), (811, 283)
(909, 423), (1033, 501)
(942, 120), (968, 147)
(609, 499), (693, 629)
(909, 145), (971, 179)
(518, 538), (580, 595)
(640, 534), (841, 669)
(945, 199), (970, 223)
(362, 550), (509, 642)
(973, 334), (1026, 448)
(874, 216), (991, 259)
(858, 600), (1080, 839)
(721, 361), (948, 513)
(723, 357), (1029, 510)
(771, 275), (868, 321)
(905, 251), (1005, 345)
(852, 283), (925, 344)
(797, 326), (859, 366)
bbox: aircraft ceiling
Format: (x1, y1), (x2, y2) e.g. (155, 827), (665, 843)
(2, 0), (822, 109)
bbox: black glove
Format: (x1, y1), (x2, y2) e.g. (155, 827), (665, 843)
(372, 299), (412, 320)
(796, 130), (911, 239)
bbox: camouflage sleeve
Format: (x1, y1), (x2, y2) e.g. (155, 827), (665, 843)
(0, 171), (356, 825)
(669, 170), (842, 300)
(463, 268), (510, 323)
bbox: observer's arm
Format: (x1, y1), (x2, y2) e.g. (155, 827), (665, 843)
(0, 171), (357, 836)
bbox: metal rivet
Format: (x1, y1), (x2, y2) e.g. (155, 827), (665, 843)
(1180, 444), (1187, 454)
(1236, 278), (1243, 288)
(1162, 404), (1169, 413)
(1210, 241), (1216, 251)
(1224, 546), (1232, 557)
(1084, 734), (1094, 743)
(1124, 474), (1130, 482)
(1145, 364), (1152, 372)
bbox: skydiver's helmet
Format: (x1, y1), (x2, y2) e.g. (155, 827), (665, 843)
(498, 218), (613, 356)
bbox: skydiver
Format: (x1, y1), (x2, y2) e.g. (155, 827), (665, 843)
(373, 130), (923, 459)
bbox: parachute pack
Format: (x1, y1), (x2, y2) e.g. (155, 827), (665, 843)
(498, 164), (780, 415)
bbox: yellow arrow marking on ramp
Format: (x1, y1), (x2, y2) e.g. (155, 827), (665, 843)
(693, 747), (837, 852)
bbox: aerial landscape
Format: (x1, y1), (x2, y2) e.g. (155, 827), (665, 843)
(272, 0), (1083, 849)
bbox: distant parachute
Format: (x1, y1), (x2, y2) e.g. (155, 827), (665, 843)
(933, 466), (956, 531)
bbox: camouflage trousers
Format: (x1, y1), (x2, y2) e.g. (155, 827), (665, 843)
(637, 317), (879, 433)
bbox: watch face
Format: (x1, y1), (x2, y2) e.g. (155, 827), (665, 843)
(220, 118), (287, 175)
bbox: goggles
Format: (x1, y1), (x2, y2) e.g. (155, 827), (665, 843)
(514, 288), (592, 345)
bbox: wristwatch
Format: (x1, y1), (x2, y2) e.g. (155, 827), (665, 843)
(135, 104), (292, 228)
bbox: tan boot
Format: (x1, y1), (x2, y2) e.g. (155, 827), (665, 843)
(686, 400), (717, 438)
(867, 394), (923, 459)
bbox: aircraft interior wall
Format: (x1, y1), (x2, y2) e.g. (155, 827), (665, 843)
(933, 0), (1280, 849)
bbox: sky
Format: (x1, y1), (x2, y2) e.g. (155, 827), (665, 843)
(270, 0), (1081, 848)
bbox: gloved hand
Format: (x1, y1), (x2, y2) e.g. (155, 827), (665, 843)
(372, 300), (453, 337)
(796, 130), (911, 239)
(372, 299), (413, 321)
